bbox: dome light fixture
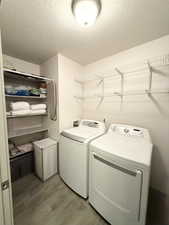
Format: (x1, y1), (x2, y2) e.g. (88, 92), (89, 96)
(72, 0), (102, 27)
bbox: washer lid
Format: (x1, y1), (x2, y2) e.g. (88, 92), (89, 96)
(61, 126), (105, 143)
(90, 133), (153, 167)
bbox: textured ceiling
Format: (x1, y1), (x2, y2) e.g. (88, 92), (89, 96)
(0, 0), (169, 65)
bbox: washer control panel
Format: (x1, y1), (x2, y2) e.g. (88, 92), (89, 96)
(79, 120), (105, 131)
(82, 121), (99, 128)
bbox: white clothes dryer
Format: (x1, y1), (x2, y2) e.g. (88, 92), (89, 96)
(89, 124), (153, 225)
(59, 120), (105, 198)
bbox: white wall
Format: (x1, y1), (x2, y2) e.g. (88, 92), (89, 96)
(83, 35), (169, 195)
(58, 54), (83, 132)
(40, 55), (59, 140)
(84, 35), (169, 76)
(40, 54), (83, 137)
(3, 54), (40, 75)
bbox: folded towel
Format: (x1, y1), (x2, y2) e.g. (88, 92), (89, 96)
(30, 109), (46, 115)
(31, 104), (47, 110)
(11, 110), (31, 116)
(10, 102), (30, 111)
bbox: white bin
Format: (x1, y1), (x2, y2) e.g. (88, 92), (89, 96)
(33, 138), (57, 181)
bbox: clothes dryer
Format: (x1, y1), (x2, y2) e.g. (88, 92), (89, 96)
(89, 124), (153, 225)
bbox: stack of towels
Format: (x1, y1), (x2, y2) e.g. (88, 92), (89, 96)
(10, 102), (47, 116)
(30, 104), (47, 115)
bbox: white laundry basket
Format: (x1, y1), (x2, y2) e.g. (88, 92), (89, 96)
(33, 138), (57, 181)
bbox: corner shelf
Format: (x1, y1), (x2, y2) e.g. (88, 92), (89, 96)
(8, 127), (48, 139)
(4, 68), (50, 141)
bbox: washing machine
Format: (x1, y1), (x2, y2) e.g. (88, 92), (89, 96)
(59, 119), (105, 198)
(89, 124), (153, 225)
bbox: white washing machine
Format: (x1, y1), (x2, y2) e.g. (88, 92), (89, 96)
(59, 120), (105, 198)
(89, 124), (153, 225)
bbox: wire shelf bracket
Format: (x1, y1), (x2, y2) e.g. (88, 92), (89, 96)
(147, 61), (153, 94)
(115, 67), (124, 109)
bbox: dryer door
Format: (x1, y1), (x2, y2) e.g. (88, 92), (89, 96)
(89, 153), (143, 225)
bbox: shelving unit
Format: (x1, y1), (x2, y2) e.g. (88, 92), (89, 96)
(3, 68), (50, 182)
(75, 55), (169, 85)
(74, 54), (169, 101)
(4, 68), (49, 118)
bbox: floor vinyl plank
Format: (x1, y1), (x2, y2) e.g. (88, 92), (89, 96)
(12, 174), (109, 225)
(12, 173), (165, 225)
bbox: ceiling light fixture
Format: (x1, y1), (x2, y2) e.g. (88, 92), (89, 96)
(72, 0), (102, 27)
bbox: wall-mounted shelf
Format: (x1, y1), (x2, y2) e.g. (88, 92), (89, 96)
(5, 94), (47, 99)
(74, 89), (169, 100)
(8, 127), (48, 139)
(7, 113), (48, 119)
(74, 54), (169, 104)
(74, 54), (169, 85)
(3, 68), (51, 82)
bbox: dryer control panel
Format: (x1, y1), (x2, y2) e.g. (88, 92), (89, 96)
(109, 124), (151, 142)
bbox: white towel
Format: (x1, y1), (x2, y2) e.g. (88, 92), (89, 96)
(10, 102), (30, 111)
(30, 109), (46, 115)
(31, 104), (47, 110)
(11, 110), (31, 116)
